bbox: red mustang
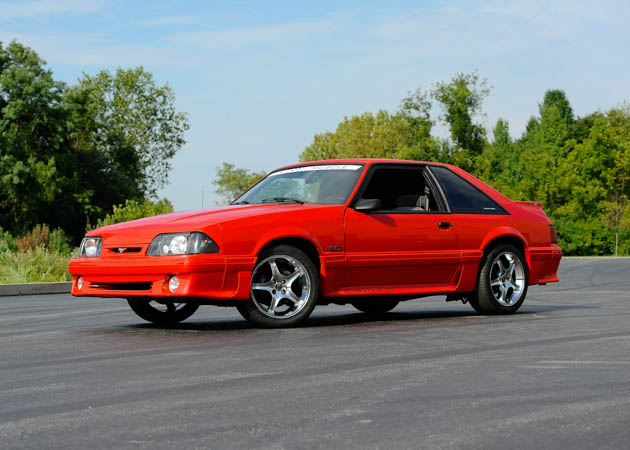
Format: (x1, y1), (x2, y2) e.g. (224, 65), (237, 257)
(68, 159), (562, 327)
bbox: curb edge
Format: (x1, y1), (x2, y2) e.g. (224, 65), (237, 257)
(0, 282), (72, 297)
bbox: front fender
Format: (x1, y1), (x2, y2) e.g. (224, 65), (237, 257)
(252, 228), (326, 256)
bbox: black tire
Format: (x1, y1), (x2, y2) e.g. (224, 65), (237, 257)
(470, 244), (528, 315)
(127, 298), (199, 325)
(351, 298), (399, 315)
(236, 245), (319, 328)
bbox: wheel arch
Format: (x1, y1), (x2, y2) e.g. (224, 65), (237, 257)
(256, 236), (321, 271)
(478, 229), (531, 285)
(482, 234), (527, 260)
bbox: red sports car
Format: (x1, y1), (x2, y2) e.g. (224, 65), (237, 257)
(68, 159), (561, 327)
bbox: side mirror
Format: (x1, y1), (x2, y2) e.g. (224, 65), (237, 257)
(354, 198), (382, 212)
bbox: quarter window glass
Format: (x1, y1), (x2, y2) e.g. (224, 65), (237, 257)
(430, 166), (505, 214)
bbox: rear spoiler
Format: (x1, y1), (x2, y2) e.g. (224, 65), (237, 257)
(515, 201), (542, 208)
(514, 200), (550, 220)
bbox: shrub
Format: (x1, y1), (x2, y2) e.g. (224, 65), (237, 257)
(49, 228), (73, 255)
(0, 227), (18, 253)
(17, 224), (50, 252)
(16, 224), (73, 254)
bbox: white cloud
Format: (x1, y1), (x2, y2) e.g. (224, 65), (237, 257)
(0, 0), (104, 19)
(169, 18), (341, 48)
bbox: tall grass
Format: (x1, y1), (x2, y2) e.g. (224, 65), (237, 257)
(0, 225), (74, 284)
(0, 248), (74, 284)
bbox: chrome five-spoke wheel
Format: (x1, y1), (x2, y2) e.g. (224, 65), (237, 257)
(489, 251), (525, 306)
(236, 245), (319, 327)
(251, 254), (311, 318)
(470, 244), (529, 315)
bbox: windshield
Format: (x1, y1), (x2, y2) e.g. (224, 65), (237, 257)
(233, 164), (364, 205)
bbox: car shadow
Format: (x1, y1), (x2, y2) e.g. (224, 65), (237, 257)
(122, 303), (596, 333)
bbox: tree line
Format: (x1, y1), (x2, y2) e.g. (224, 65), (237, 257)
(2, 39), (627, 255)
(0, 40), (188, 242)
(215, 72), (630, 256)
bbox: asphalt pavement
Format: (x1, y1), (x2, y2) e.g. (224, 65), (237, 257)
(1, 258), (629, 450)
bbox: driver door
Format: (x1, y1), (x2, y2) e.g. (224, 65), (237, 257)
(342, 164), (461, 291)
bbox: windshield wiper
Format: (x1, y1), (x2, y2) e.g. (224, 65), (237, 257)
(261, 197), (305, 204)
(232, 200), (249, 205)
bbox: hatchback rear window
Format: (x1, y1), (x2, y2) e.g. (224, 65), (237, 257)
(429, 166), (506, 214)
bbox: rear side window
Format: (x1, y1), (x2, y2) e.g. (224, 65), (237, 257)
(429, 166), (506, 214)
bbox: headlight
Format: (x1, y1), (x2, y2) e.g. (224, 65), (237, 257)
(146, 232), (219, 256)
(79, 237), (102, 257)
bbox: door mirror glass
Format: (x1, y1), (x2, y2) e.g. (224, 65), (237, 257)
(354, 198), (382, 212)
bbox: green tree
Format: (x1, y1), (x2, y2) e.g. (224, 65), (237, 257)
(477, 119), (519, 196)
(0, 40), (67, 236)
(540, 89), (574, 124)
(0, 40), (188, 242)
(431, 71), (490, 166)
(213, 163), (266, 204)
(600, 104), (630, 254)
(517, 90), (575, 214)
(553, 115), (615, 254)
(69, 67), (189, 197)
(602, 194), (630, 256)
(299, 108), (443, 163)
(301, 111), (415, 161)
(398, 88), (446, 162)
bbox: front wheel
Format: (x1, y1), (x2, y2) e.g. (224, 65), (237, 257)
(127, 299), (199, 325)
(469, 245), (528, 315)
(236, 245), (319, 328)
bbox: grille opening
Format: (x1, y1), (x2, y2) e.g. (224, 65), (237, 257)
(89, 282), (152, 291)
(108, 247), (142, 254)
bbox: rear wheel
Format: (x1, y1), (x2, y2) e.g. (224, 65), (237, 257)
(351, 298), (399, 315)
(236, 245), (319, 328)
(469, 244), (528, 315)
(127, 299), (199, 325)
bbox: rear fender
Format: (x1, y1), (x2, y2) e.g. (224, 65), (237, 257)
(479, 226), (530, 265)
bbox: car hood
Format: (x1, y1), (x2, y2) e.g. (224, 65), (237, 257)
(89, 203), (331, 244)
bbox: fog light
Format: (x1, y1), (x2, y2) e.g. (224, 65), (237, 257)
(77, 277), (83, 290)
(168, 276), (180, 293)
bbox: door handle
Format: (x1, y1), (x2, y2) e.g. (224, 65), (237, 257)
(438, 221), (453, 229)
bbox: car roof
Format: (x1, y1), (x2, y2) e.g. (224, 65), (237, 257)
(275, 159), (452, 171)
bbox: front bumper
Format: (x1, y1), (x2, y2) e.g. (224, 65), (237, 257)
(68, 254), (255, 300)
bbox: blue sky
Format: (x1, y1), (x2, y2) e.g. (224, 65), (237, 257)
(1, 0), (629, 210)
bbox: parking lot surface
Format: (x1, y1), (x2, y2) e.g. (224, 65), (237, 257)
(1, 258), (629, 449)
